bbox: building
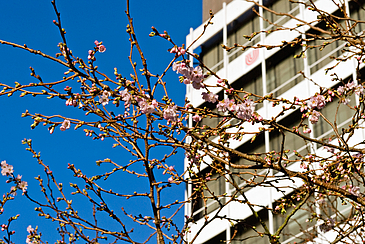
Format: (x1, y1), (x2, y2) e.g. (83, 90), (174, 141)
(184, 0), (365, 243)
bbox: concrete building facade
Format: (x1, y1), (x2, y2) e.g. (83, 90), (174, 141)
(185, 0), (365, 243)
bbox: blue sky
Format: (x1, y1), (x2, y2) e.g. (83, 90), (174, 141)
(0, 1), (202, 243)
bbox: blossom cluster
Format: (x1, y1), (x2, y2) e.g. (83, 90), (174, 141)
(88, 40), (106, 60)
(337, 81), (363, 96)
(163, 105), (178, 123)
(1, 160), (13, 176)
(172, 62), (204, 89)
(342, 185), (360, 196)
(26, 225), (39, 244)
(308, 94), (326, 110)
(202, 92), (218, 103)
(136, 96), (158, 114)
(170, 46), (186, 56)
(99, 90), (111, 106)
(217, 98), (257, 121)
(1, 161), (28, 194)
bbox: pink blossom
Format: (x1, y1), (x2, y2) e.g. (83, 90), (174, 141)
(308, 95), (326, 110)
(151, 99), (158, 107)
(163, 105), (178, 122)
(235, 99), (255, 121)
(60, 119), (71, 131)
(346, 81), (356, 90)
(170, 46), (185, 56)
(168, 166), (175, 171)
(192, 114), (202, 122)
(172, 62), (204, 90)
(10, 186), (16, 196)
(310, 110), (321, 124)
(66, 98), (77, 107)
(94, 40), (100, 46)
(120, 89), (132, 106)
(27, 225), (34, 234)
(350, 186), (360, 196)
(217, 98), (236, 112)
(137, 97), (157, 114)
(1, 161), (13, 176)
(170, 46), (178, 53)
(18, 181), (28, 192)
(179, 48), (186, 55)
(300, 104), (308, 112)
(303, 127), (311, 134)
(355, 85), (364, 95)
(202, 92), (218, 103)
(337, 86), (345, 95)
(88, 50), (95, 60)
(168, 177), (173, 183)
(99, 90), (111, 106)
(341, 98), (351, 105)
(98, 45), (106, 53)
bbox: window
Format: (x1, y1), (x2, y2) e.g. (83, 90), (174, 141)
(192, 167), (226, 221)
(313, 94), (355, 138)
(228, 12), (260, 62)
(269, 110), (310, 163)
(230, 133), (266, 190)
(231, 209), (270, 244)
(273, 194), (315, 243)
(349, 0), (365, 34)
(266, 46), (303, 97)
(203, 231), (226, 244)
(232, 65), (263, 110)
(306, 15), (346, 74)
(201, 36), (224, 73)
(264, 0), (300, 30)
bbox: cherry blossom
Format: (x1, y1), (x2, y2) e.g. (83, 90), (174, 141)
(98, 45), (106, 53)
(60, 119), (71, 131)
(10, 186), (16, 196)
(65, 98), (77, 107)
(202, 92), (218, 103)
(172, 62), (204, 89)
(303, 127), (311, 134)
(26, 225), (34, 233)
(217, 98), (236, 112)
(308, 94), (326, 110)
(163, 105), (178, 122)
(170, 46), (185, 56)
(192, 114), (202, 122)
(99, 90), (111, 106)
(341, 97), (351, 105)
(18, 181), (28, 193)
(337, 86), (345, 95)
(120, 89), (132, 106)
(355, 84), (364, 95)
(94, 40), (106, 53)
(235, 99), (255, 121)
(137, 97), (157, 114)
(310, 110), (321, 124)
(1, 161), (13, 176)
